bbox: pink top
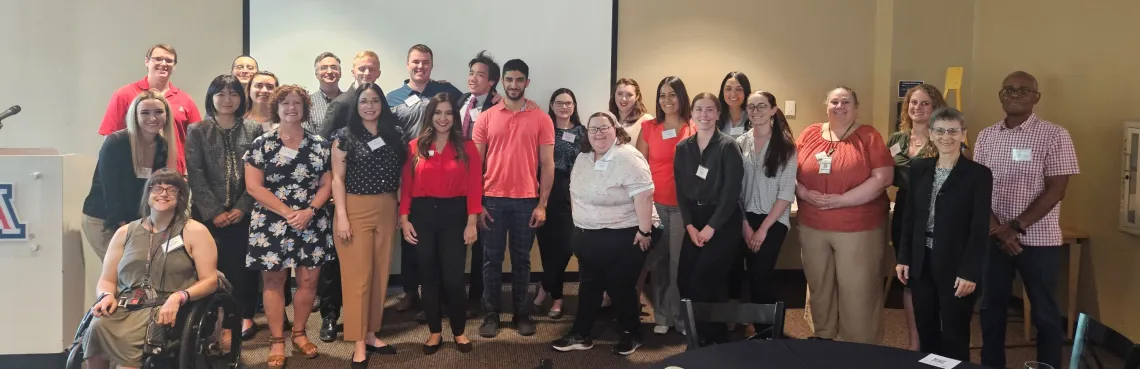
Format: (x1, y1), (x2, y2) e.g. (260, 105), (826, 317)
(639, 119), (695, 206)
(472, 102), (555, 199)
(795, 123), (894, 232)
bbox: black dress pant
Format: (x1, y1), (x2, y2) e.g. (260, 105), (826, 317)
(911, 250), (976, 362)
(401, 234), (421, 300)
(411, 197), (470, 335)
(468, 238), (483, 302)
(317, 204), (343, 319)
(743, 212), (788, 330)
(570, 227), (647, 339)
(678, 204), (743, 343)
(981, 245), (1063, 369)
(207, 218), (258, 320)
(535, 171), (574, 300)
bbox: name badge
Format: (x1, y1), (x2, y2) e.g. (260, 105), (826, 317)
(279, 147), (299, 160)
(696, 165), (709, 179)
(1011, 148), (1032, 161)
(890, 143), (902, 156)
(561, 132), (577, 142)
(368, 136), (386, 151)
(918, 353), (961, 369)
(404, 94), (421, 107)
(730, 126), (745, 136)
(136, 167), (152, 179)
(428, 150), (435, 157)
(594, 160), (609, 171)
(662, 129), (678, 139)
(819, 157), (833, 174)
(164, 235), (185, 253)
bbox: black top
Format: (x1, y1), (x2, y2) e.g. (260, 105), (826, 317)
(897, 156), (993, 283)
(319, 87), (358, 139)
(552, 125), (586, 173)
(331, 126), (403, 195)
(185, 117), (263, 221)
(651, 339), (989, 369)
(673, 130), (745, 231)
(82, 130), (169, 230)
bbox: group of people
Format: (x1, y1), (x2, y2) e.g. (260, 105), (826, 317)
(76, 41), (1078, 369)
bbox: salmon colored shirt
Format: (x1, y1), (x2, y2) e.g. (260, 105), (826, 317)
(795, 123), (894, 232)
(640, 119), (695, 206)
(98, 77), (202, 175)
(472, 102), (555, 199)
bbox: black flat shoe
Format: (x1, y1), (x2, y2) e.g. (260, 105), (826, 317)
(240, 324), (259, 341)
(367, 343), (397, 355)
(350, 353), (370, 369)
(456, 340), (473, 353)
(422, 340), (442, 355)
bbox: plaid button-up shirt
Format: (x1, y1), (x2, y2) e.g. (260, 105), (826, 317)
(973, 114), (1079, 246)
(307, 88), (340, 136)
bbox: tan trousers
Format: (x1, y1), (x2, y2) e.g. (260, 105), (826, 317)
(799, 224), (886, 344)
(334, 193), (396, 341)
(82, 214), (115, 261)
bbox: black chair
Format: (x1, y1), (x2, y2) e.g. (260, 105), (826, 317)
(680, 298), (786, 350)
(1070, 313), (1140, 369)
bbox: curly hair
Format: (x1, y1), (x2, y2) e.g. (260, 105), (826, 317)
(580, 111), (632, 153)
(267, 84), (312, 123)
(899, 84), (947, 131)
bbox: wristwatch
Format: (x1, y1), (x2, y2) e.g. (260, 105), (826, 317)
(1008, 220), (1027, 235)
(638, 228), (652, 237)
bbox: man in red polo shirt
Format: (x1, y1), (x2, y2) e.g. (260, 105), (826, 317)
(97, 44), (202, 174)
(472, 59), (555, 339)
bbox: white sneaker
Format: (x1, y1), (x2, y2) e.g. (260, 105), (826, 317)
(653, 325), (670, 335)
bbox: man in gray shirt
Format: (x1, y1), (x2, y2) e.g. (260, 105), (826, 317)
(306, 52), (343, 135)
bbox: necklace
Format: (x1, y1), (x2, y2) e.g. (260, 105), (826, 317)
(825, 122), (856, 156)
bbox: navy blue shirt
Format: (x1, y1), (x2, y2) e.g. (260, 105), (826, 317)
(385, 80), (463, 108)
(386, 80), (463, 142)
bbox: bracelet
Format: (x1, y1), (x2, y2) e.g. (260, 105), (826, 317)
(178, 291), (189, 305)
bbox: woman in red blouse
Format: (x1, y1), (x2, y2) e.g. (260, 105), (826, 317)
(795, 86), (894, 344)
(400, 92), (482, 355)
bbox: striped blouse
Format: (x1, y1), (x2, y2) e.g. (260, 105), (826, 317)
(737, 130), (798, 227)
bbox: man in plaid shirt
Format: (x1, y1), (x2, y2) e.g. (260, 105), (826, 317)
(974, 71), (1079, 369)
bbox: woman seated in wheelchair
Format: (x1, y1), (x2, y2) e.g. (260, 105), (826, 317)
(84, 168), (219, 369)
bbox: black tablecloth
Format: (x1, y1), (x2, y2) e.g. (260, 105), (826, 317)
(651, 340), (990, 369)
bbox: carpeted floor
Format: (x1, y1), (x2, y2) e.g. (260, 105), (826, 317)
(236, 282), (1072, 368)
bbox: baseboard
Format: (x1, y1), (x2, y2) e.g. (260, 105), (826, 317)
(0, 352), (66, 368)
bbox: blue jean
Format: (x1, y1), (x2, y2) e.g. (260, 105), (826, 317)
(980, 244), (1063, 369)
(480, 197), (539, 316)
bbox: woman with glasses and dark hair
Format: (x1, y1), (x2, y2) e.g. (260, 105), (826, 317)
(83, 169), (219, 369)
(82, 90), (177, 261)
(400, 92), (481, 355)
(552, 111), (655, 356)
(736, 91), (796, 339)
(244, 71), (279, 130)
(243, 84), (333, 368)
(532, 88), (585, 319)
(717, 71), (752, 138)
(608, 78), (654, 141)
(185, 74), (264, 342)
(635, 76), (695, 336)
(330, 82), (405, 366)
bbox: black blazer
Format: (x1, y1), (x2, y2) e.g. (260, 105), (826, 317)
(457, 92), (498, 139)
(319, 87), (360, 139)
(897, 156), (992, 283)
(82, 130), (169, 230)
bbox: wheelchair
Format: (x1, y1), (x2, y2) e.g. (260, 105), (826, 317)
(64, 272), (242, 369)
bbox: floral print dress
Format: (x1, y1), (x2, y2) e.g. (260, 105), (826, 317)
(242, 130), (335, 271)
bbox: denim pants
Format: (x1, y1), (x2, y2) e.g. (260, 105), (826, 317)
(980, 244), (1063, 369)
(480, 196), (539, 316)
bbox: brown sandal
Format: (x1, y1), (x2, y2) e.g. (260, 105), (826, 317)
(268, 336), (287, 368)
(291, 329), (320, 358)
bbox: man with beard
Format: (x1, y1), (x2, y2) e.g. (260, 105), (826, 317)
(472, 59), (555, 338)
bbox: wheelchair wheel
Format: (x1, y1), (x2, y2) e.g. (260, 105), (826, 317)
(179, 293), (242, 369)
(64, 310), (96, 369)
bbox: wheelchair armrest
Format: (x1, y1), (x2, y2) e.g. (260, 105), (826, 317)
(215, 271), (234, 295)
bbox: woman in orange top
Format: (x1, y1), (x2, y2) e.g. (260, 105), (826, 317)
(795, 86), (894, 344)
(635, 76), (696, 335)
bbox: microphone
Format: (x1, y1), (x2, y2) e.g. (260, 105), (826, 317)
(0, 105), (21, 121)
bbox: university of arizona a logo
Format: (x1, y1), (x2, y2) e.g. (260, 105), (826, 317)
(0, 183), (28, 240)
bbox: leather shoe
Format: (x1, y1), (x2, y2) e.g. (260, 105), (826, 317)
(319, 315), (338, 342)
(422, 340), (442, 355)
(414, 310), (428, 324)
(395, 293), (419, 312)
(366, 343), (397, 355)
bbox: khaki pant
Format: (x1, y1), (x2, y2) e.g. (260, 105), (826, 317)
(799, 224), (886, 344)
(82, 214), (115, 261)
(333, 193), (396, 342)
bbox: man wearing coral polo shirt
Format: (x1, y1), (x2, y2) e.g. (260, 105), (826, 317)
(97, 44), (201, 175)
(472, 59), (555, 339)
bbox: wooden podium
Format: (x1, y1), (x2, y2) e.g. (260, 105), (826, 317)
(0, 149), (96, 356)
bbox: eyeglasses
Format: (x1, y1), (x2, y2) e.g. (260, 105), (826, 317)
(150, 185), (179, 196)
(587, 126), (613, 134)
(553, 101), (575, 108)
(358, 99), (382, 106)
(148, 56), (176, 65)
(930, 127), (964, 136)
(746, 104), (771, 112)
(999, 86), (1038, 99)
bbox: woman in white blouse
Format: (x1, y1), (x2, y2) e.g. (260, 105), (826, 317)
(551, 111), (655, 356)
(736, 91), (797, 339)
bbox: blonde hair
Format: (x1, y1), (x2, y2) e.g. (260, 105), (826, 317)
(353, 50), (380, 66)
(124, 91), (177, 173)
(899, 84), (947, 131)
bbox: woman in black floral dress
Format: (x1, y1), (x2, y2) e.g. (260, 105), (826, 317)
(243, 84), (333, 368)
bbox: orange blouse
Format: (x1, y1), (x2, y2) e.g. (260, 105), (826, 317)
(639, 119), (695, 206)
(795, 123), (894, 232)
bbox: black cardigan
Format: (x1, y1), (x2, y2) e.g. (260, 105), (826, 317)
(896, 156), (992, 283)
(82, 130), (168, 230)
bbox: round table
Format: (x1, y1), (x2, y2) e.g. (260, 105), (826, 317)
(650, 339), (989, 369)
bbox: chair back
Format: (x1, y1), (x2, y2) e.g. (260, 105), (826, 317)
(680, 298), (786, 350)
(1070, 313), (1140, 369)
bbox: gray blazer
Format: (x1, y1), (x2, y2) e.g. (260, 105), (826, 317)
(185, 117), (263, 221)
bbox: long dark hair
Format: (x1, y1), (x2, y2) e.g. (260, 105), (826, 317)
(139, 168), (192, 228)
(547, 88), (581, 127)
(347, 83), (406, 163)
(413, 93), (467, 172)
(751, 91), (796, 178)
(608, 78), (648, 123)
(654, 76), (691, 123)
(717, 71), (752, 131)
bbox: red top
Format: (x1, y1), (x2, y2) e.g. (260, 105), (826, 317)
(639, 119), (695, 206)
(97, 77), (202, 175)
(795, 123), (894, 232)
(399, 138), (484, 215)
